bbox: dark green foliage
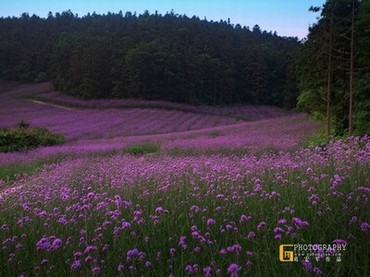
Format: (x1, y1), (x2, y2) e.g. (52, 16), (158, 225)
(0, 11), (300, 107)
(35, 71), (49, 83)
(0, 123), (64, 152)
(124, 143), (160, 155)
(297, 0), (370, 135)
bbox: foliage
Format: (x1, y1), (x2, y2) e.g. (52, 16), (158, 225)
(124, 143), (160, 155)
(0, 11), (300, 107)
(302, 129), (340, 148)
(0, 123), (64, 152)
(0, 161), (43, 183)
(297, 0), (370, 135)
(35, 72), (49, 83)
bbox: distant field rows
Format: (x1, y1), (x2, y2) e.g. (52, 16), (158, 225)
(0, 82), (321, 165)
(1, 84), (241, 140)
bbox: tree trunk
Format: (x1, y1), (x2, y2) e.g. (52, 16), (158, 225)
(348, 0), (355, 136)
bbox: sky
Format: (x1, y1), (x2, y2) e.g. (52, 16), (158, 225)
(0, 0), (326, 39)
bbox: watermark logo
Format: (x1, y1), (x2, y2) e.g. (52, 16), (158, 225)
(279, 243), (347, 263)
(279, 244), (294, 262)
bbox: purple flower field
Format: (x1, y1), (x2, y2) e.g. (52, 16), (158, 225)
(0, 83), (320, 165)
(0, 83), (369, 276)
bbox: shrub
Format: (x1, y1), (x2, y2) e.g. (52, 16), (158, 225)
(0, 122), (64, 152)
(124, 143), (159, 155)
(35, 71), (49, 83)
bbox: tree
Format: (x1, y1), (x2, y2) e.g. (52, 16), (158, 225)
(0, 10), (301, 107)
(298, 0), (369, 135)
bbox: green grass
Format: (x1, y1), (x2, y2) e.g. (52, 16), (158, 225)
(123, 143), (160, 155)
(0, 161), (43, 183)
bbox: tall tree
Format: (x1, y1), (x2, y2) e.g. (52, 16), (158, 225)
(298, 0), (369, 135)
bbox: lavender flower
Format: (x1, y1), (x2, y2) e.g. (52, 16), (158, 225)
(227, 263), (241, 277)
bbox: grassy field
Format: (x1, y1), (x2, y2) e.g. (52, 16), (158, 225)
(0, 83), (368, 276)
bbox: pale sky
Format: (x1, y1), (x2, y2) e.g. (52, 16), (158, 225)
(0, 0), (326, 39)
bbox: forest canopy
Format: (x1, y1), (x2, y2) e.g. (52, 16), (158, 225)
(0, 10), (300, 108)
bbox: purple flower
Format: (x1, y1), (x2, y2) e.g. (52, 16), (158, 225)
(247, 231), (255, 239)
(51, 238), (62, 250)
(117, 264), (124, 271)
(193, 246), (201, 252)
(155, 207), (168, 214)
(185, 264), (199, 274)
(191, 205), (200, 213)
(313, 267), (323, 276)
(73, 252), (83, 259)
(273, 227), (284, 234)
(114, 194), (122, 207)
(102, 244), (109, 251)
(92, 267), (101, 275)
(360, 222), (369, 232)
(257, 221), (266, 230)
(227, 263), (241, 277)
(203, 266), (212, 277)
(169, 248), (176, 256)
(349, 216), (358, 224)
(293, 217), (309, 228)
(36, 237), (50, 250)
(145, 261), (151, 267)
(185, 264), (194, 274)
(240, 214), (252, 223)
(302, 259), (312, 272)
(127, 248), (139, 260)
(71, 260), (81, 270)
(192, 231), (200, 238)
(41, 259), (48, 265)
(178, 236), (187, 249)
(332, 239), (347, 245)
(274, 234), (282, 240)
(122, 221), (131, 229)
(228, 244), (241, 252)
(220, 248), (227, 255)
(207, 218), (216, 226)
(84, 245), (97, 253)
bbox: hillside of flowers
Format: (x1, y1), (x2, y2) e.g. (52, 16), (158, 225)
(0, 83), (320, 165)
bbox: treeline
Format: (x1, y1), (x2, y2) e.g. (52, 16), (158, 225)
(0, 10), (300, 107)
(298, 0), (370, 135)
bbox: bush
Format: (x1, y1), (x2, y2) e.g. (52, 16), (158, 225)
(124, 143), (159, 155)
(35, 71), (49, 83)
(303, 130), (342, 148)
(0, 123), (64, 152)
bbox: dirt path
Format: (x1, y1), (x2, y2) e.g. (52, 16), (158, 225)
(30, 99), (81, 111)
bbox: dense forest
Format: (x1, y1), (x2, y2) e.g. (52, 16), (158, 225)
(0, 10), (300, 108)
